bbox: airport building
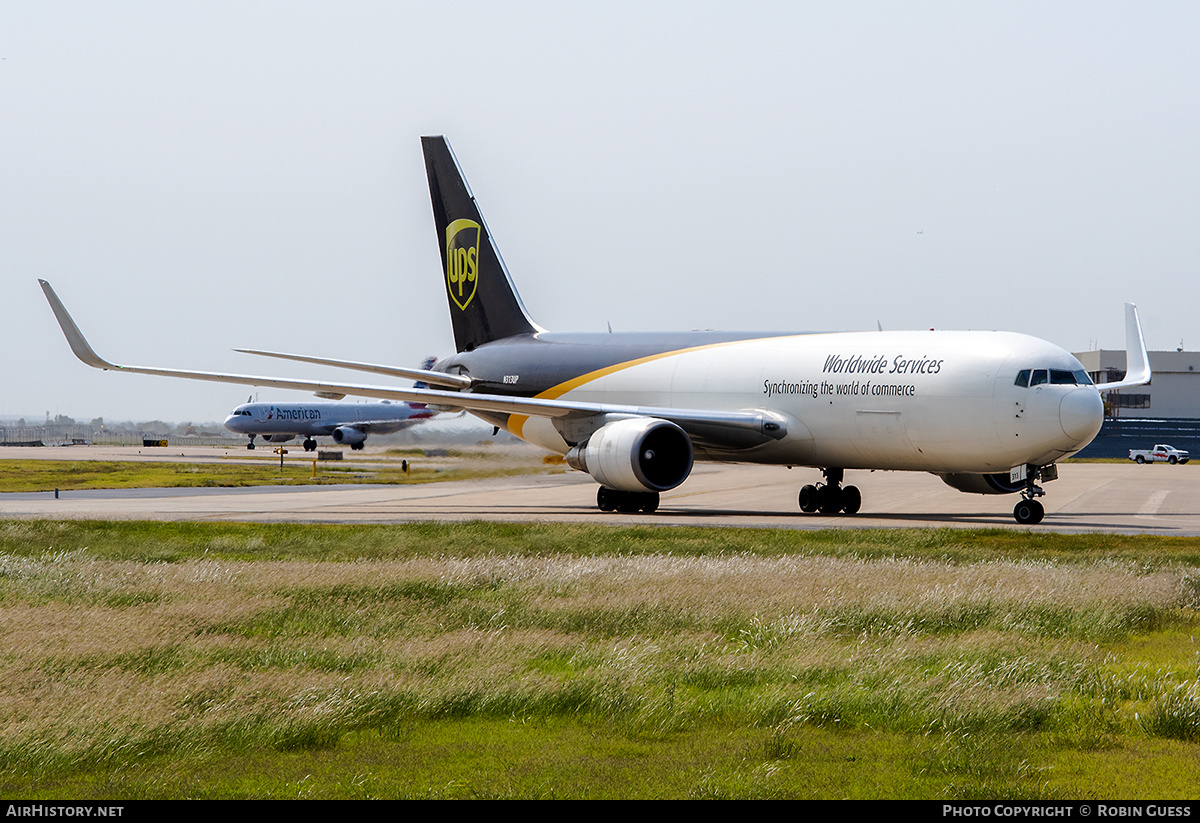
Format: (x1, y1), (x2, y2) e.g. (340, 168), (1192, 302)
(1071, 348), (1200, 458)
(1074, 349), (1200, 419)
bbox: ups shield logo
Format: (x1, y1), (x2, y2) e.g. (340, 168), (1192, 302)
(445, 219), (482, 310)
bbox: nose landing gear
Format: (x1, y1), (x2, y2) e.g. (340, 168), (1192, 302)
(1012, 464), (1055, 525)
(798, 468), (861, 515)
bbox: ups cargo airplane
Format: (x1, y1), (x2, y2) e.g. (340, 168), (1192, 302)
(40, 136), (1151, 524)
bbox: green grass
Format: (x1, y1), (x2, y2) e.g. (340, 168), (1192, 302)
(0, 520), (1197, 799)
(0, 458), (553, 493)
(4, 518), (1200, 563)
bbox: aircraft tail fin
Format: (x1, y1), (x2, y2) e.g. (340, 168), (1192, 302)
(422, 136), (541, 353)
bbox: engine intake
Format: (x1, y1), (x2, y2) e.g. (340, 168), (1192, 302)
(566, 417), (694, 493)
(332, 426), (367, 446)
(936, 472), (1025, 495)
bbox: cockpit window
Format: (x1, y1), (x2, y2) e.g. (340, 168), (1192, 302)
(1016, 368), (1093, 388)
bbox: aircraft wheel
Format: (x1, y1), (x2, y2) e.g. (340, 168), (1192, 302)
(841, 485), (862, 515)
(1135, 455), (1145, 464)
(615, 492), (642, 514)
(351, 443), (364, 451)
(1013, 498), (1044, 525)
(597, 487), (616, 512)
(640, 492), (660, 513)
(247, 443), (255, 450)
(818, 483), (843, 515)
(798, 484), (818, 513)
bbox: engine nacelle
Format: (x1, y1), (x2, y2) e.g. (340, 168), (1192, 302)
(260, 434), (295, 443)
(936, 472), (1025, 495)
(332, 426), (367, 446)
(565, 417), (694, 493)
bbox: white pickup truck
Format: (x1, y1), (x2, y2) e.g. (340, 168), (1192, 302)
(1128, 444), (1190, 464)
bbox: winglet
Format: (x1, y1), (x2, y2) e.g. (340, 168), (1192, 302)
(1094, 302), (1151, 391)
(38, 279), (119, 370)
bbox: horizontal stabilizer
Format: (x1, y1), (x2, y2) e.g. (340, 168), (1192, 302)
(234, 348), (472, 389)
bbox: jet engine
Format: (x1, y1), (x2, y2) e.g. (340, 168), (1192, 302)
(260, 434), (295, 443)
(566, 417), (694, 493)
(936, 472), (1025, 495)
(332, 426), (367, 447)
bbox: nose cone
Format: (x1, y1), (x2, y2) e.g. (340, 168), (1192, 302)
(1059, 389), (1103, 444)
(223, 414), (243, 432)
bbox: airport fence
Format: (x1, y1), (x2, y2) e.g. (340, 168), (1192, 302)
(0, 425), (92, 447)
(93, 434), (245, 447)
(0, 427), (245, 448)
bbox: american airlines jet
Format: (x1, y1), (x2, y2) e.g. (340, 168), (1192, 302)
(225, 358), (438, 450)
(224, 396), (435, 451)
(39, 136), (1150, 524)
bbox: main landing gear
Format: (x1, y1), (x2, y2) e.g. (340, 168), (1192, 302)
(302, 438), (317, 452)
(798, 468), (861, 515)
(596, 487), (659, 514)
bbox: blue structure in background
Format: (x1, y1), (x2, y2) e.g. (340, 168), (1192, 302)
(1073, 418), (1200, 460)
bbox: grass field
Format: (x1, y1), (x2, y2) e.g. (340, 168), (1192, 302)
(0, 453), (557, 493)
(0, 520), (1197, 799)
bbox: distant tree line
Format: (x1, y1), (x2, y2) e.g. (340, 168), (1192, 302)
(4, 416), (227, 437)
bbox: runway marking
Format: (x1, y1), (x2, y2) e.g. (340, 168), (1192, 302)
(1137, 490), (1169, 518)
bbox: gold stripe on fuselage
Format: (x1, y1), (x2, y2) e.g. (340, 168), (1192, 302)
(505, 336), (789, 440)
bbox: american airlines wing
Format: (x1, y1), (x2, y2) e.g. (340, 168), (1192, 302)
(1093, 303), (1152, 391)
(40, 280), (776, 440)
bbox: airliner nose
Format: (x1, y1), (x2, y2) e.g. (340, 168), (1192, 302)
(1059, 389), (1103, 444)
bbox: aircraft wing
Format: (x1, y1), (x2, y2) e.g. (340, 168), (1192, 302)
(40, 280), (781, 443)
(1093, 303), (1152, 391)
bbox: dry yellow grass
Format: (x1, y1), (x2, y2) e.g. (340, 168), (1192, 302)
(1, 549), (1193, 761)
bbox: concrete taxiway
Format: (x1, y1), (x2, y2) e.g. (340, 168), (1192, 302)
(0, 446), (1195, 533)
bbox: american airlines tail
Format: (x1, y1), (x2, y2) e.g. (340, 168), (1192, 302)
(411, 356), (437, 390)
(422, 135), (542, 353)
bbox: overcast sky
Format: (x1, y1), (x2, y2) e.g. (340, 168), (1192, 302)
(3, 1), (1198, 424)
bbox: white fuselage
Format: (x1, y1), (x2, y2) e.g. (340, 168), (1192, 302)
(507, 329), (1103, 474)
